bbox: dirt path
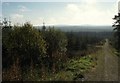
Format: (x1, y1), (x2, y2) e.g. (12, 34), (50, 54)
(84, 39), (119, 81)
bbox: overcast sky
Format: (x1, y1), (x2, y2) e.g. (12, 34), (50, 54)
(2, 0), (120, 26)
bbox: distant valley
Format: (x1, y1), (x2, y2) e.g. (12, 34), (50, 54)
(35, 25), (113, 32)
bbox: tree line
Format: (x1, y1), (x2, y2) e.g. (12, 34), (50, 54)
(2, 21), (110, 81)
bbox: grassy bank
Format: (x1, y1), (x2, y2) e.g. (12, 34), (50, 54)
(3, 46), (102, 81)
(35, 51), (99, 81)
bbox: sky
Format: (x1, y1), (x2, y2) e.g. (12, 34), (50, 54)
(1, 0), (120, 26)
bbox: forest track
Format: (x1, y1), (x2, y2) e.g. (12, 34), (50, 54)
(84, 39), (119, 81)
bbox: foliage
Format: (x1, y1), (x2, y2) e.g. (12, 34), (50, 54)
(2, 22), (46, 68)
(2, 21), (107, 81)
(44, 54), (97, 81)
(66, 31), (107, 58)
(112, 13), (120, 52)
(41, 27), (68, 71)
(65, 55), (95, 73)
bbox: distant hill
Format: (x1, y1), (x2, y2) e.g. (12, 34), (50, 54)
(34, 25), (113, 32)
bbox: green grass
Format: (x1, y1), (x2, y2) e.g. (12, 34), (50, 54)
(49, 55), (97, 80)
(108, 44), (120, 57)
(114, 51), (120, 56)
(65, 55), (95, 72)
(22, 53), (97, 81)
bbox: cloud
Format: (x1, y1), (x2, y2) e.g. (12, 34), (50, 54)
(66, 4), (79, 13)
(33, 17), (62, 26)
(10, 14), (24, 24)
(83, 0), (97, 5)
(11, 14), (24, 19)
(8, 1), (117, 26)
(31, 17), (44, 26)
(45, 2), (116, 25)
(18, 5), (30, 12)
